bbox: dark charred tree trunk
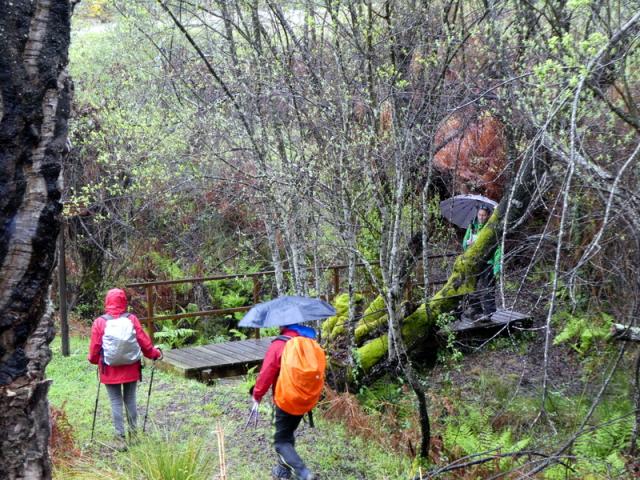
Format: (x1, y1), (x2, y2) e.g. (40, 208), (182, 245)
(0, 1), (73, 478)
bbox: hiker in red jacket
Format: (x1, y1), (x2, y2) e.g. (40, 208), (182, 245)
(88, 289), (161, 447)
(252, 325), (319, 480)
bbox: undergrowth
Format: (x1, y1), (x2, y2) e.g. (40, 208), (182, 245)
(61, 432), (214, 480)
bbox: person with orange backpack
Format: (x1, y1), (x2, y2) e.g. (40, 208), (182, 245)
(251, 323), (325, 480)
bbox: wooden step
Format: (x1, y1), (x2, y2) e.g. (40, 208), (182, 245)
(442, 309), (532, 336)
(157, 337), (275, 381)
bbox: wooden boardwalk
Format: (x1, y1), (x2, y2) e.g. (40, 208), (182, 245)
(158, 337), (275, 381)
(443, 309), (532, 337)
(159, 310), (531, 381)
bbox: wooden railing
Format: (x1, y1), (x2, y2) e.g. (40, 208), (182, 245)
(125, 252), (457, 340)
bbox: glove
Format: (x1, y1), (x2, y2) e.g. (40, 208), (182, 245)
(155, 348), (163, 361)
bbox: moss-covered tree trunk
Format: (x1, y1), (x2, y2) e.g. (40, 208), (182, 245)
(334, 155), (536, 375)
(0, 1), (73, 478)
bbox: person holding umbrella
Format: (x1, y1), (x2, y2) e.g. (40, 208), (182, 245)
(239, 296), (335, 480)
(462, 206), (502, 319)
(440, 195), (502, 320)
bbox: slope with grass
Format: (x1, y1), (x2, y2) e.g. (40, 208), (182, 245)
(47, 337), (411, 479)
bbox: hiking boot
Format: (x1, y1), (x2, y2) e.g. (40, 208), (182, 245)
(272, 464), (292, 479)
(463, 307), (481, 320)
(294, 468), (317, 480)
(112, 435), (128, 452)
(128, 430), (139, 446)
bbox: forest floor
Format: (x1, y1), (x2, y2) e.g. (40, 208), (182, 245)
(48, 313), (634, 479)
(48, 336), (411, 480)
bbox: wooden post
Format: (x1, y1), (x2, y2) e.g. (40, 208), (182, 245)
(252, 276), (261, 339)
(57, 228), (69, 357)
(332, 267), (340, 300)
(146, 285), (155, 340)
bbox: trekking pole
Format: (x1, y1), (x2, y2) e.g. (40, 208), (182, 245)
(90, 368), (100, 442)
(143, 360), (156, 433)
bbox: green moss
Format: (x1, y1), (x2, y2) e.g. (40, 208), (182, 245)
(330, 323), (346, 337)
(322, 315), (338, 338)
(324, 293), (364, 339)
(356, 335), (389, 372)
(354, 296), (387, 343)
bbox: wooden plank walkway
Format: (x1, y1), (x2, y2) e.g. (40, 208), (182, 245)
(158, 337), (275, 381)
(443, 309), (532, 337)
(159, 310), (531, 381)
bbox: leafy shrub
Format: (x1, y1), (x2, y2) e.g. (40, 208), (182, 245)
(147, 252), (190, 295)
(553, 311), (613, 354)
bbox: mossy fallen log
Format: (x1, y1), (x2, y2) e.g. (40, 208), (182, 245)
(354, 209), (503, 373)
(353, 296), (387, 343)
(322, 292), (364, 339)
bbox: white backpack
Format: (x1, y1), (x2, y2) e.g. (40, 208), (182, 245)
(101, 313), (142, 366)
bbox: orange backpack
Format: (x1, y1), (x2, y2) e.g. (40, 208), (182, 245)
(274, 335), (326, 416)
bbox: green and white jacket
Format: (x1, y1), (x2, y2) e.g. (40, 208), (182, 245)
(462, 221), (502, 275)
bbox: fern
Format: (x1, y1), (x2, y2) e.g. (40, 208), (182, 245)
(543, 401), (633, 478)
(154, 326), (197, 350)
(574, 414), (632, 460)
(553, 311), (612, 354)
(443, 405), (529, 464)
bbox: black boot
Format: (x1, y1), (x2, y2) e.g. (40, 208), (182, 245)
(272, 463), (292, 479)
(275, 442), (312, 480)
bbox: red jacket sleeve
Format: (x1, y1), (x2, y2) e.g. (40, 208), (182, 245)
(253, 340), (285, 402)
(132, 315), (161, 360)
(88, 317), (105, 364)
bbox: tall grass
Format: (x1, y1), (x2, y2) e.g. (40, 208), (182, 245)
(64, 432), (214, 480)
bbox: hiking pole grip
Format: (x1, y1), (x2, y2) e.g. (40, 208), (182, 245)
(90, 368), (100, 442)
(143, 361), (156, 433)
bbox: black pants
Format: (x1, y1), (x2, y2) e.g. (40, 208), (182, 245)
(274, 405), (308, 476)
(468, 266), (497, 316)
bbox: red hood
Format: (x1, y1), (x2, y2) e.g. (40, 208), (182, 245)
(280, 328), (300, 337)
(104, 289), (128, 316)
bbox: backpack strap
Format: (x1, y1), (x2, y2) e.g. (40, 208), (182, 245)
(101, 313), (131, 321)
(274, 335), (292, 343)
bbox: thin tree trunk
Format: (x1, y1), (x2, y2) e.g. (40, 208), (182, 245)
(0, 1), (73, 478)
(263, 211), (285, 295)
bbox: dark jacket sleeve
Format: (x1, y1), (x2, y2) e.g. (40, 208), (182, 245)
(253, 340), (285, 402)
(132, 315), (161, 360)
